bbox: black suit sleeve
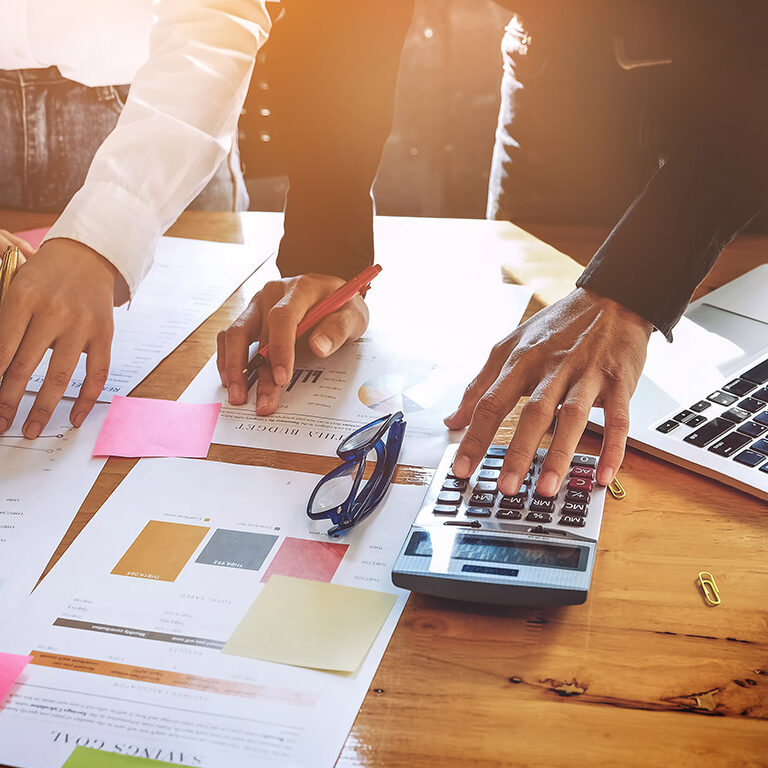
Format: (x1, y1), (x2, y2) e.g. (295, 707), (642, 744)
(266, 0), (414, 280)
(577, 11), (768, 340)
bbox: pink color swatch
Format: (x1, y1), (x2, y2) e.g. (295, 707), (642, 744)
(261, 537), (348, 583)
(13, 227), (50, 250)
(93, 396), (221, 459)
(0, 653), (32, 705)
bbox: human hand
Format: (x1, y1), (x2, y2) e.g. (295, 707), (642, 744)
(217, 273), (369, 415)
(0, 228), (37, 263)
(0, 238), (118, 437)
(444, 287), (653, 497)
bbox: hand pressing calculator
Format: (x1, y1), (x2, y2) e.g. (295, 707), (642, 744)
(392, 444), (607, 605)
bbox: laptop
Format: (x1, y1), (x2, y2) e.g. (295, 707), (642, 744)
(589, 264), (768, 501)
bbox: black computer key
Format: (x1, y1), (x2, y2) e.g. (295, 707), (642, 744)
(559, 515), (586, 528)
(526, 511), (553, 524)
(733, 450), (765, 468)
(486, 445), (507, 457)
(722, 378), (756, 397)
(684, 417), (735, 447)
(496, 509), (522, 520)
(437, 491), (462, 505)
(722, 407), (750, 423)
(690, 400), (712, 412)
(674, 409), (695, 423)
(761, 463), (768, 473)
(751, 438), (768, 456)
(442, 478), (468, 492)
(687, 415), (706, 428)
(469, 492), (495, 507)
(482, 458), (504, 470)
(473, 481), (498, 495)
(752, 387), (768, 403)
(499, 494), (525, 510)
(707, 391), (738, 407)
(738, 421), (767, 438)
(478, 469), (500, 481)
(466, 507), (492, 518)
(656, 420), (679, 434)
(741, 358), (768, 385)
(739, 397), (765, 414)
(754, 412), (768, 427)
(571, 454), (597, 468)
(530, 497), (555, 514)
(565, 489), (590, 503)
(433, 505), (459, 516)
(708, 432), (751, 457)
(562, 501), (588, 516)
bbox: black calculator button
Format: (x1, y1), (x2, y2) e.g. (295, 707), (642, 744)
(442, 478), (467, 492)
(499, 494), (525, 510)
(496, 509), (522, 520)
(562, 501), (588, 516)
(741, 359), (768, 385)
(473, 481), (498, 494)
(486, 446), (507, 457)
(477, 469), (500, 481)
(529, 497), (555, 514)
(686, 415), (706, 428)
(570, 454), (597, 468)
(738, 421), (767, 438)
(722, 378), (756, 397)
(684, 417), (733, 447)
(738, 397), (764, 414)
(690, 400), (712, 412)
(752, 387), (768, 403)
(433, 505), (458, 516)
(751, 438), (768, 455)
(437, 491), (462, 505)
(733, 450), (765, 467)
(466, 507), (492, 518)
(559, 515), (586, 527)
(565, 489), (590, 503)
(469, 492), (495, 507)
(707, 391), (738, 407)
(525, 511), (553, 524)
(569, 466), (594, 479)
(656, 420), (679, 434)
(708, 432), (751, 457)
(482, 458), (504, 470)
(721, 407), (750, 423)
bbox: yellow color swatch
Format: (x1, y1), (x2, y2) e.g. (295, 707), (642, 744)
(222, 575), (396, 672)
(112, 521), (209, 582)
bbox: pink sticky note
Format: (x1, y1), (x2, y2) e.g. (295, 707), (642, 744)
(0, 653), (32, 705)
(93, 396), (221, 458)
(13, 227), (50, 250)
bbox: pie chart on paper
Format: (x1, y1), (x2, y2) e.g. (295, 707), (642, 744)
(358, 373), (443, 414)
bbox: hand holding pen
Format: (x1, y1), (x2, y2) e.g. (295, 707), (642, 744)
(216, 266), (381, 416)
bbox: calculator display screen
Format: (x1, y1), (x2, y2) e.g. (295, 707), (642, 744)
(406, 531), (584, 570)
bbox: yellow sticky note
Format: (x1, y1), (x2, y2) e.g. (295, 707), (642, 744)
(222, 576), (396, 672)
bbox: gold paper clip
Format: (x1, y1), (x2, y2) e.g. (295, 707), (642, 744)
(608, 477), (626, 499)
(698, 571), (721, 606)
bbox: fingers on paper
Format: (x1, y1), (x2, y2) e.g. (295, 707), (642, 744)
(219, 299), (262, 405)
(70, 333), (113, 428)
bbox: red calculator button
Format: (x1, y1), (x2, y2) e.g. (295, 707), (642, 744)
(567, 477), (593, 492)
(569, 466), (594, 479)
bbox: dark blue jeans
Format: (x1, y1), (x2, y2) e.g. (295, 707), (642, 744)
(0, 67), (248, 213)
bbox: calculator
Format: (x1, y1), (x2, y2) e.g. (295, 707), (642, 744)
(391, 444), (607, 605)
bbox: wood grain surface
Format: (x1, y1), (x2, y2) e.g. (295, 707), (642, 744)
(3, 210), (767, 767)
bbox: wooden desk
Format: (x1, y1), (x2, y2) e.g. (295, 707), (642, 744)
(3, 211), (767, 767)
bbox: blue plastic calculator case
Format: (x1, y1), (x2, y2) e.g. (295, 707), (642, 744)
(391, 444), (607, 605)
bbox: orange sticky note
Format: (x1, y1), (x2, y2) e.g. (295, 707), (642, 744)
(93, 396), (221, 458)
(0, 653), (32, 704)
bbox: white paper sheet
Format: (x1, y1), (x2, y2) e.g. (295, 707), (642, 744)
(0, 394), (107, 627)
(27, 230), (281, 403)
(183, 217), (533, 468)
(0, 458), (425, 768)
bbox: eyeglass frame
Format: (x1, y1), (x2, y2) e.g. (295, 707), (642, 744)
(306, 411), (406, 537)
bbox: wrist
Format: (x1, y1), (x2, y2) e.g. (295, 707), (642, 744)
(576, 287), (654, 336)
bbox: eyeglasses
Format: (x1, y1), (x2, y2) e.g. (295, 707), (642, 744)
(307, 411), (406, 537)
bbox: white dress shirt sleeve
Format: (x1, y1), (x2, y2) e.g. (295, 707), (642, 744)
(44, 0), (271, 303)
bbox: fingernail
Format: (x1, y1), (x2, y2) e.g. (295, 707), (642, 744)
(499, 473), (521, 496)
(597, 466), (614, 486)
(0, 418), (7, 434)
(444, 410), (458, 424)
(313, 334), (332, 356)
(25, 421), (42, 439)
(72, 411), (85, 428)
(537, 471), (559, 497)
(453, 454), (471, 477)
(229, 384), (245, 404)
(273, 366), (288, 387)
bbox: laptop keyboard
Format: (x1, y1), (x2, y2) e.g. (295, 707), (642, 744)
(655, 355), (768, 471)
